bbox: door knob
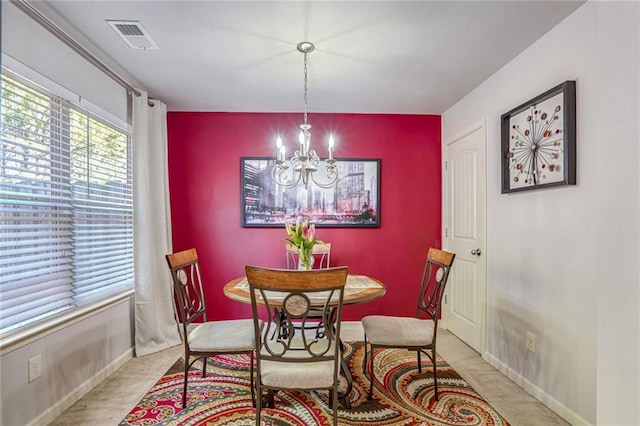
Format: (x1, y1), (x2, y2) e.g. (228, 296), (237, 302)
(471, 248), (482, 256)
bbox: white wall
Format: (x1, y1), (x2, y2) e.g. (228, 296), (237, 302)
(1, 3), (137, 425)
(1, 1), (133, 123)
(0, 300), (135, 426)
(442, 2), (639, 425)
(593, 3), (640, 425)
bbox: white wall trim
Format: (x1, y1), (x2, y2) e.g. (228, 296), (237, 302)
(441, 119), (487, 329)
(443, 118), (486, 148)
(0, 290), (135, 356)
(482, 351), (591, 426)
(2, 53), (131, 132)
(25, 348), (134, 426)
(441, 117), (488, 356)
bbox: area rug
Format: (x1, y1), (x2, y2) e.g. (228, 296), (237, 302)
(121, 342), (509, 425)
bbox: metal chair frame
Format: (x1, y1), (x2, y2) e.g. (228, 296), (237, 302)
(363, 248), (455, 401)
(282, 242), (332, 337)
(166, 248), (257, 408)
(285, 242), (332, 270)
(246, 265), (348, 426)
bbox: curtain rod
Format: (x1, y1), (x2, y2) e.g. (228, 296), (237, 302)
(10, 0), (142, 97)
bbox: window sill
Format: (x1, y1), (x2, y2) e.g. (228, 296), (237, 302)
(0, 289), (135, 356)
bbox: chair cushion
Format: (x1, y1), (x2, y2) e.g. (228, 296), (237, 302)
(361, 315), (434, 347)
(259, 339), (339, 389)
(261, 359), (337, 389)
(188, 319), (260, 352)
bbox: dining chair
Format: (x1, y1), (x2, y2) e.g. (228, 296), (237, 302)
(285, 242), (332, 269)
(283, 242), (333, 337)
(361, 247), (455, 401)
(165, 248), (262, 408)
(245, 265), (348, 426)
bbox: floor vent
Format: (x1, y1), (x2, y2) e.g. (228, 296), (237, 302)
(107, 20), (159, 50)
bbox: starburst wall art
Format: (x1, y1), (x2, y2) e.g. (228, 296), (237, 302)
(501, 80), (576, 193)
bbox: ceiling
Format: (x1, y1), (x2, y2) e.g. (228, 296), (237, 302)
(43, 1), (584, 114)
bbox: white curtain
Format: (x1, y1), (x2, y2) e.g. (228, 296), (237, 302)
(133, 91), (181, 356)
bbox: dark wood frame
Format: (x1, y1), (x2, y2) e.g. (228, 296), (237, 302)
(241, 157), (381, 228)
(501, 80), (576, 193)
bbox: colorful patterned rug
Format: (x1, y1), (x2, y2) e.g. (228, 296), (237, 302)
(121, 342), (509, 425)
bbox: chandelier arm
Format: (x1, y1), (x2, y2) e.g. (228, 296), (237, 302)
(309, 161), (339, 189)
(307, 150), (320, 168)
(272, 163), (303, 189)
(291, 155), (304, 169)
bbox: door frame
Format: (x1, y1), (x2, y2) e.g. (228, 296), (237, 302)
(441, 118), (487, 355)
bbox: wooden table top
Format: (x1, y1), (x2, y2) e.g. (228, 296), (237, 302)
(223, 274), (386, 306)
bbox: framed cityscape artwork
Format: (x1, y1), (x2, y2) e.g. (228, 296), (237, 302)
(501, 80), (576, 193)
(241, 157), (380, 227)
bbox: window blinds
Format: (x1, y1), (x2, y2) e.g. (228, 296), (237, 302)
(0, 69), (133, 334)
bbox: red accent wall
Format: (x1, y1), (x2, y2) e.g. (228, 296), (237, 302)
(167, 112), (441, 321)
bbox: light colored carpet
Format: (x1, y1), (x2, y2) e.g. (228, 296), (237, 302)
(48, 324), (568, 426)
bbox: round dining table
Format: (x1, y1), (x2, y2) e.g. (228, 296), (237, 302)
(223, 273), (386, 306)
(222, 273), (386, 408)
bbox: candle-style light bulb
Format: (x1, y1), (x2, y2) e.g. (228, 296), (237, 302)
(276, 136), (283, 160)
(328, 134), (335, 160)
(298, 130), (305, 156)
(280, 145), (285, 161)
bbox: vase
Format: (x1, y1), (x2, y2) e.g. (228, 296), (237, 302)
(297, 249), (315, 270)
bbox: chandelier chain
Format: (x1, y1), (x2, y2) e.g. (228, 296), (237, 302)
(271, 41), (339, 190)
(303, 52), (308, 125)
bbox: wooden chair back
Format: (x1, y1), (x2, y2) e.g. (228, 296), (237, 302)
(416, 247), (456, 323)
(165, 248), (207, 338)
(245, 266), (347, 358)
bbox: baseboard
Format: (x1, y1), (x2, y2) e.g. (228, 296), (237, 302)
(482, 352), (591, 426)
(26, 348), (134, 426)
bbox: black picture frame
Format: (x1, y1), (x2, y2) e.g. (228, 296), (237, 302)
(241, 157), (381, 227)
(501, 80), (576, 193)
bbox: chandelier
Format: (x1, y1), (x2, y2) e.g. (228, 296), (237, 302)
(272, 41), (339, 189)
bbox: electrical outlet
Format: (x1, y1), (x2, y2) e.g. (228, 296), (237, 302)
(526, 331), (536, 353)
(28, 354), (42, 383)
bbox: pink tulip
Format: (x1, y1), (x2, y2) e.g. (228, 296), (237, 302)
(307, 224), (316, 242)
(301, 222), (308, 239)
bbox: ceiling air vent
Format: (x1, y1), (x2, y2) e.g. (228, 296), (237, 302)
(107, 20), (159, 50)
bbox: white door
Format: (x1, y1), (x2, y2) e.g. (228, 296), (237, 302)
(443, 120), (486, 354)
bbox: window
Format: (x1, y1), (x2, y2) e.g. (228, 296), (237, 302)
(0, 69), (133, 335)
